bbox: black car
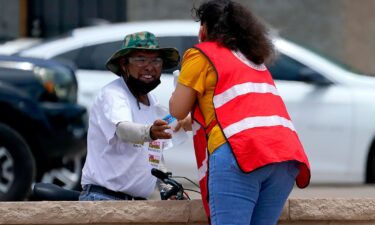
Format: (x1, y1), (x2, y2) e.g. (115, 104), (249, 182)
(0, 55), (87, 201)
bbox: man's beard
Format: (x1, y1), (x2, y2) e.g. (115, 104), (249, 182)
(125, 74), (161, 97)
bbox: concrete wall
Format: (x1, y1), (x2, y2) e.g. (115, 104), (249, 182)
(1, 0), (374, 75)
(126, 0), (375, 76)
(247, 0), (375, 76)
(343, 0), (375, 75)
(0, 0), (21, 40)
(1, 199), (375, 225)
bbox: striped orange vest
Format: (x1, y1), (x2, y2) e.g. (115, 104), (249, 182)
(192, 42), (311, 218)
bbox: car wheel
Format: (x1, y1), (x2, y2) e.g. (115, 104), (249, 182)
(0, 123), (36, 201)
(366, 144), (375, 183)
(41, 150), (86, 190)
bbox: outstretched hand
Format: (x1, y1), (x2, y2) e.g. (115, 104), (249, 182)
(173, 115), (192, 132)
(150, 120), (172, 140)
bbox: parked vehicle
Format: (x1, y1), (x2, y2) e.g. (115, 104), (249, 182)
(0, 38), (41, 55)
(0, 55), (87, 201)
(14, 20), (375, 184)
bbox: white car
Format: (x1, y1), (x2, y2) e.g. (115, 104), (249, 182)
(0, 38), (41, 55)
(17, 20), (375, 185)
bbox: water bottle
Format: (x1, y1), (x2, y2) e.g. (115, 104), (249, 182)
(162, 114), (189, 147)
(154, 104), (188, 148)
(173, 70), (180, 87)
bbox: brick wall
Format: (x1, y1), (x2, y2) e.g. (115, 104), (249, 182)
(1, 199), (375, 225)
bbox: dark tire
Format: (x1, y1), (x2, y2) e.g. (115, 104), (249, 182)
(366, 142), (375, 183)
(0, 123), (36, 201)
(41, 150), (86, 191)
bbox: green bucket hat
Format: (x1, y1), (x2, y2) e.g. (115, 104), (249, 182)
(106, 31), (180, 76)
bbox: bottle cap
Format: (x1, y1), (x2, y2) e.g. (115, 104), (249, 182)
(173, 70), (180, 76)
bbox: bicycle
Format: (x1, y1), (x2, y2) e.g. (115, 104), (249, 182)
(31, 168), (199, 201)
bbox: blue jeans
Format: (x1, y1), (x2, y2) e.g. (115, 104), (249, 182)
(208, 143), (299, 225)
(79, 185), (128, 201)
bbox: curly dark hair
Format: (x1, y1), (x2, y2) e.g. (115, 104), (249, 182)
(192, 0), (274, 64)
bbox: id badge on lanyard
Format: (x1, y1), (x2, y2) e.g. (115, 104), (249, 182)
(147, 140), (169, 169)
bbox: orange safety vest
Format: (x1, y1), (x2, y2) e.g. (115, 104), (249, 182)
(192, 42), (311, 219)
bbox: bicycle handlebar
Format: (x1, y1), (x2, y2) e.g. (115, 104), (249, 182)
(151, 168), (169, 180)
(151, 168), (185, 200)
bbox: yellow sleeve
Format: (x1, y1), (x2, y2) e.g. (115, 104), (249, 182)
(178, 48), (210, 97)
(178, 49), (226, 154)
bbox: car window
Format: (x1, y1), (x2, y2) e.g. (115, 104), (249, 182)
(267, 54), (325, 82)
(268, 54), (303, 81)
(158, 36), (198, 56)
(52, 36), (198, 72)
(156, 36), (199, 73)
(80, 41), (123, 70)
(53, 41), (122, 70)
(53, 48), (81, 64)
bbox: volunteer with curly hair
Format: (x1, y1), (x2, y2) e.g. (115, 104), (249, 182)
(169, 1), (311, 224)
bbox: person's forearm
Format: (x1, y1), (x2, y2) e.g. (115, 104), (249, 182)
(116, 121), (153, 143)
(169, 83), (197, 120)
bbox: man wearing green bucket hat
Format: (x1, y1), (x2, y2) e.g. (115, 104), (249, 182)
(79, 31), (180, 201)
